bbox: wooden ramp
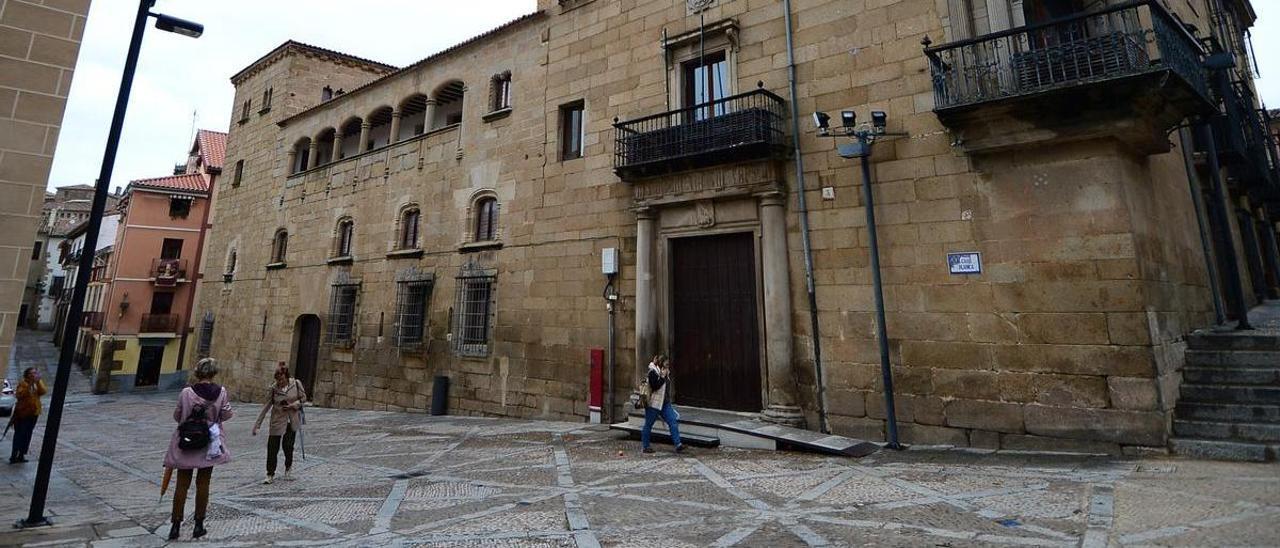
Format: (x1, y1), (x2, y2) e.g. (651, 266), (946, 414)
(611, 406), (879, 457)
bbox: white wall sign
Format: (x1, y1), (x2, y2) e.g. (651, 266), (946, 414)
(947, 252), (982, 275)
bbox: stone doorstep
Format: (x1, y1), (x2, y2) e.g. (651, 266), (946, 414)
(1173, 419), (1280, 443)
(618, 407), (879, 457)
(1186, 331), (1280, 352)
(1184, 349), (1280, 368)
(1181, 367), (1280, 386)
(1179, 384), (1280, 405)
(1174, 402), (1280, 423)
(1169, 437), (1277, 463)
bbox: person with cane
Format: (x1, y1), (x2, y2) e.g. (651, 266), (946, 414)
(253, 363), (306, 484)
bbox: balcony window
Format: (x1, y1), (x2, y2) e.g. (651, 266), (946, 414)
(682, 50), (729, 120)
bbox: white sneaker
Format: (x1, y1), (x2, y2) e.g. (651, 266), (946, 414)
(262, 475), (274, 485)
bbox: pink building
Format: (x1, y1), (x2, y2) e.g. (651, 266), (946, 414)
(87, 130), (225, 391)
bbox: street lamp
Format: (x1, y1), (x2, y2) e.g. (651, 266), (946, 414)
(18, 0), (202, 529)
(813, 109), (905, 451)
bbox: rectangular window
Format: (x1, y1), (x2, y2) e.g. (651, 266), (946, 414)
(682, 50), (729, 120)
(560, 101), (584, 160)
(240, 99), (251, 122)
(31, 241), (42, 260)
(150, 291), (174, 314)
(326, 283), (359, 347)
(260, 87), (273, 112)
(197, 313), (214, 358)
(233, 159), (244, 186)
(50, 275), (64, 295)
(395, 279), (434, 348)
(169, 197), (192, 218)
(160, 238), (183, 259)
(452, 274), (495, 356)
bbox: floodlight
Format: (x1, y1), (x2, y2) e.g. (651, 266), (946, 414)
(813, 111), (830, 132)
(841, 111), (856, 128)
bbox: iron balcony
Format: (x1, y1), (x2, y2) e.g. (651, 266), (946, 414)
(613, 87), (789, 181)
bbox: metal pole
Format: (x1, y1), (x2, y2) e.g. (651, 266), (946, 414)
(782, 0), (828, 434)
(857, 135), (902, 450)
(1197, 121), (1254, 330)
(606, 277), (617, 424)
(21, 0), (155, 528)
(1178, 126), (1226, 325)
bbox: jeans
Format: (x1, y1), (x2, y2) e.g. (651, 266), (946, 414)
(640, 402), (681, 449)
(266, 424), (295, 475)
(10, 415), (37, 459)
(171, 467), (212, 522)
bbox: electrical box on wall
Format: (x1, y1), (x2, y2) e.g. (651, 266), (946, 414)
(602, 248), (619, 275)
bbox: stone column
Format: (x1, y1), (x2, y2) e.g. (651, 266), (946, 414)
(985, 0), (1012, 31)
(286, 149), (297, 174)
(389, 110), (402, 144)
(332, 134), (343, 161)
(307, 140), (320, 169)
(424, 100), (437, 132)
(757, 191), (803, 426)
(358, 122), (371, 153)
(634, 207), (657, 380)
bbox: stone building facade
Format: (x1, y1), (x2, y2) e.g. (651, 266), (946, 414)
(0, 0), (92, 373)
(198, 0), (1280, 452)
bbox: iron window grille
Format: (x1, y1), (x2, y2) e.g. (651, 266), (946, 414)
(452, 271), (495, 357)
(326, 283), (359, 347)
(197, 313), (214, 358)
(395, 279), (434, 349)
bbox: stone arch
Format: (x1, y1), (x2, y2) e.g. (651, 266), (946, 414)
(289, 136), (311, 174)
(394, 202), (422, 250)
(338, 116), (363, 159)
(431, 80), (465, 130)
(398, 93), (431, 141)
(365, 106), (394, 150)
(314, 127), (337, 166)
(465, 188), (500, 243)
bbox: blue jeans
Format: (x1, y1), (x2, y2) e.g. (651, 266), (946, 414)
(640, 402), (681, 450)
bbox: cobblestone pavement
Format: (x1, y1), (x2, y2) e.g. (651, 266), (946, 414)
(2, 329), (1278, 547)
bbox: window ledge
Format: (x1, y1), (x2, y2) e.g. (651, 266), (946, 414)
(482, 108), (512, 122)
(387, 248), (423, 259)
(327, 255), (354, 265)
(458, 240), (503, 253)
(265, 262), (287, 270)
(258, 106), (272, 115)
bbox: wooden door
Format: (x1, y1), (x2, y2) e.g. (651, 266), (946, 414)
(135, 345), (164, 387)
(670, 232), (762, 412)
(293, 315), (321, 396)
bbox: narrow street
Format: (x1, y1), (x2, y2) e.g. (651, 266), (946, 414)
(1, 329), (1277, 547)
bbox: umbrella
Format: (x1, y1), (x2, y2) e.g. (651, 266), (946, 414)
(159, 467), (173, 502)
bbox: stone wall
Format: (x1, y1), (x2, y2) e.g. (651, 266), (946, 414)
(0, 0), (91, 372)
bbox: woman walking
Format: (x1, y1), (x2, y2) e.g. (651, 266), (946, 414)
(252, 363), (306, 484)
(640, 354), (684, 454)
(8, 367), (47, 464)
(164, 358), (233, 540)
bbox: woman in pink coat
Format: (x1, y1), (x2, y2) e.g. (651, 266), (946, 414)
(163, 358), (233, 540)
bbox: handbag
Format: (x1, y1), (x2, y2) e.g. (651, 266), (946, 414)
(629, 377), (651, 410)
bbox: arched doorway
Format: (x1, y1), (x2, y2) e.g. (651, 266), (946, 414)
(291, 314), (321, 397)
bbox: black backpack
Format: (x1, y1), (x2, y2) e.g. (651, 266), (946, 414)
(178, 404), (210, 450)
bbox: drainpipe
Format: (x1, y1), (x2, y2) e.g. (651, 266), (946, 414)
(782, 0), (828, 434)
(1178, 126), (1226, 325)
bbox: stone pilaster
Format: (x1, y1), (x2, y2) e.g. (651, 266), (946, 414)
(307, 141), (320, 169)
(332, 134), (343, 161)
(757, 191), (803, 427)
(389, 111), (402, 143)
(358, 122), (371, 153)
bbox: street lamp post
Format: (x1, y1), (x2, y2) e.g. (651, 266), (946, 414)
(813, 110), (905, 450)
(18, 0), (201, 528)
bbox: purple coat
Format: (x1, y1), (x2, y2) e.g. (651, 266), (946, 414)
(163, 384), (233, 470)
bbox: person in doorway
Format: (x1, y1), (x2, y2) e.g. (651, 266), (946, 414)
(252, 363), (306, 484)
(164, 358), (233, 540)
(640, 354), (684, 454)
(8, 367), (47, 464)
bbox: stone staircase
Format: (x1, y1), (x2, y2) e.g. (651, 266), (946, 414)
(1171, 328), (1280, 462)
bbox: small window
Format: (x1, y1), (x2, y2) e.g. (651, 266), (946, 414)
(399, 207), (420, 250)
(233, 160), (244, 186)
(452, 273), (494, 356)
(225, 249), (237, 275)
(260, 87), (273, 113)
(31, 241), (42, 260)
(240, 99), (251, 122)
(560, 101), (584, 160)
(169, 197), (192, 218)
(326, 283), (359, 347)
(322, 85), (333, 102)
(474, 197), (498, 242)
(50, 275), (64, 295)
(335, 218), (354, 257)
(197, 312), (214, 359)
(395, 279), (434, 348)
(160, 238), (183, 259)
(271, 230), (288, 264)
(490, 71), (512, 112)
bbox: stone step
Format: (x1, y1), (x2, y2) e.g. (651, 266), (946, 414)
(1169, 437), (1277, 462)
(1182, 367), (1280, 386)
(1175, 402), (1280, 423)
(1173, 419), (1280, 443)
(1186, 332), (1280, 352)
(1184, 350), (1280, 368)
(1179, 384), (1280, 405)
(609, 422), (721, 448)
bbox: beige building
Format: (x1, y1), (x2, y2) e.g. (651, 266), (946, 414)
(198, 0), (1280, 453)
(0, 0), (93, 373)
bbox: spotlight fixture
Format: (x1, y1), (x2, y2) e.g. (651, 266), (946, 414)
(153, 13), (203, 38)
(812, 111), (831, 133)
(841, 110), (856, 128)
(871, 111), (888, 133)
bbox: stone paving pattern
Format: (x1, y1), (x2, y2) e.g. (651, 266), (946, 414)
(1, 330), (1278, 547)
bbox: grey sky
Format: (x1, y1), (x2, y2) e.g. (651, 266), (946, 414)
(46, 1), (1280, 192)
(47, 0), (536, 192)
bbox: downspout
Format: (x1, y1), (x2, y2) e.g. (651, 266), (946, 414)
(782, 0), (828, 434)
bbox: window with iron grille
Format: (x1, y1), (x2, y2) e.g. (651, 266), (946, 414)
(452, 272), (495, 356)
(395, 279), (434, 348)
(326, 283), (359, 347)
(473, 197), (498, 242)
(197, 313), (214, 358)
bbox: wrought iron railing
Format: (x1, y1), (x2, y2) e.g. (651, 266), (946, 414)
(613, 87), (788, 179)
(1215, 81), (1280, 191)
(151, 258), (188, 282)
(140, 313), (178, 333)
(925, 0), (1208, 110)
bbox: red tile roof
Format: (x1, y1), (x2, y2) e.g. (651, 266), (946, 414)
(196, 129), (227, 171)
(129, 173), (209, 194)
